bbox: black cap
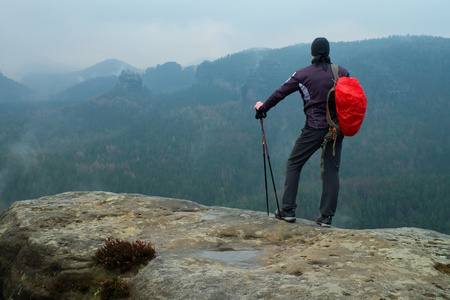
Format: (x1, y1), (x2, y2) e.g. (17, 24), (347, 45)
(311, 37), (330, 56)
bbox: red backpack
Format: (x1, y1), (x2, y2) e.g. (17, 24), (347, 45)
(327, 63), (367, 137)
(321, 64), (367, 178)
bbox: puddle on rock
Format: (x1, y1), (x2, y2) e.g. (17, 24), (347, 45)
(196, 248), (261, 267)
(202, 213), (218, 220)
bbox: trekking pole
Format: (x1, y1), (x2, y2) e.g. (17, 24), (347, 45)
(259, 118), (281, 215)
(261, 121), (269, 215)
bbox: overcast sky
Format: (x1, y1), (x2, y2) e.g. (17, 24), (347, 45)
(1, 0), (450, 80)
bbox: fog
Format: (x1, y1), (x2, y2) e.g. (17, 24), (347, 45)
(1, 0), (450, 80)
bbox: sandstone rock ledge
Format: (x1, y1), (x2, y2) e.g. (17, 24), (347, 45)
(0, 191), (449, 299)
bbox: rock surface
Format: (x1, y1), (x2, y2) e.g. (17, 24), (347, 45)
(0, 191), (449, 299)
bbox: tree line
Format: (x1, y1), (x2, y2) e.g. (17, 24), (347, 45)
(0, 35), (449, 234)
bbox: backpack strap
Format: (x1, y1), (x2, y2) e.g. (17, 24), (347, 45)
(321, 63), (340, 180)
(326, 64), (340, 133)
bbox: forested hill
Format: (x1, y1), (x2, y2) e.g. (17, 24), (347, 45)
(0, 35), (449, 234)
(0, 72), (35, 103)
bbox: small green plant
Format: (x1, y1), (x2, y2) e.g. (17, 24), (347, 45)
(95, 277), (130, 300)
(94, 238), (156, 273)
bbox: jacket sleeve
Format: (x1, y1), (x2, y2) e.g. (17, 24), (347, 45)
(338, 66), (350, 78)
(259, 73), (301, 113)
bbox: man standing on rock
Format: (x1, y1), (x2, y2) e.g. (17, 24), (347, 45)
(254, 37), (349, 227)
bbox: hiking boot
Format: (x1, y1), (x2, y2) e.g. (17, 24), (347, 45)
(275, 209), (296, 223)
(316, 215), (332, 227)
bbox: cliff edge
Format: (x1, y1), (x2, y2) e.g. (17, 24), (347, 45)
(0, 192), (449, 299)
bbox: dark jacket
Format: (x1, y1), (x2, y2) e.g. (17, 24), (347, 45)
(258, 63), (349, 130)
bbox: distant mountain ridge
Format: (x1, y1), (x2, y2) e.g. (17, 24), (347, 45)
(2, 59), (196, 103)
(76, 59), (141, 79)
(21, 58), (141, 97)
(51, 75), (119, 103)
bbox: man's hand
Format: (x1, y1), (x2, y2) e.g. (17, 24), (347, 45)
(254, 101), (267, 119)
(254, 101), (263, 111)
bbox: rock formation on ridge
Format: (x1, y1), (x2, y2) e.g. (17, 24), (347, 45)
(0, 191), (449, 299)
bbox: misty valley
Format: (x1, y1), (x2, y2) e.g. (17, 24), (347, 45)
(0, 35), (449, 234)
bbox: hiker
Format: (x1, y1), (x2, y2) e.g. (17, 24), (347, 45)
(254, 37), (349, 227)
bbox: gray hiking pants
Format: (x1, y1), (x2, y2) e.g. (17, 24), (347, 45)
(281, 127), (343, 217)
